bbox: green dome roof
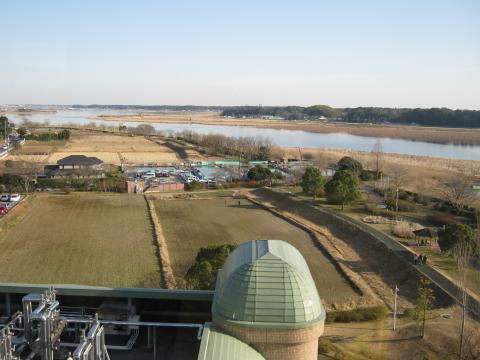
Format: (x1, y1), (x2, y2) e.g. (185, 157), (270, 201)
(212, 240), (325, 329)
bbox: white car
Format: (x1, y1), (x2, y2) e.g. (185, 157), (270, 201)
(143, 172), (156, 179)
(0, 194), (9, 202)
(9, 194), (20, 202)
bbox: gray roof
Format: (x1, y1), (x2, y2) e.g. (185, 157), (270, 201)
(197, 323), (265, 360)
(57, 155), (103, 166)
(413, 228), (437, 238)
(212, 240), (325, 329)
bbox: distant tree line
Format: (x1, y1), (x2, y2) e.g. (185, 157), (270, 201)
(221, 106), (480, 128)
(67, 104), (480, 127)
(222, 105), (341, 120)
(177, 130), (273, 160)
(342, 107), (480, 127)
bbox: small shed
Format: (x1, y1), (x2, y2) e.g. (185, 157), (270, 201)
(413, 227), (437, 246)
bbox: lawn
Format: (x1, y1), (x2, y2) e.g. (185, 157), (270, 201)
(0, 193), (161, 288)
(154, 197), (358, 304)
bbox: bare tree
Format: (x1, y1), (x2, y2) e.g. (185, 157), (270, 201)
(462, 327), (480, 360)
(386, 166), (409, 214)
(371, 140), (384, 184)
(438, 174), (476, 212)
(454, 242), (471, 359)
(15, 156), (41, 193)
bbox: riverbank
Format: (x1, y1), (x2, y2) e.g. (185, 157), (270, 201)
(97, 112), (480, 146)
(0, 109), (57, 116)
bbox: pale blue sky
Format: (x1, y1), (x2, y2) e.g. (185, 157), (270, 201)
(1, 0), (479, 108)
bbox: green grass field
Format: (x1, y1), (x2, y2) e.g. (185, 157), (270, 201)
(0, 193), (161, 288)
(155, 197), (359, 304)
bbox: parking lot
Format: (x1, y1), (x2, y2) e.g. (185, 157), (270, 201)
(126, 164), (242, 188)
(0, 193), (25, 217)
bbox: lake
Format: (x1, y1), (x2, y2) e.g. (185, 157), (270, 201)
(7, 109), (480, 161)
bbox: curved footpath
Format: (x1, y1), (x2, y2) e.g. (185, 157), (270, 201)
(267, 188), (480, 318)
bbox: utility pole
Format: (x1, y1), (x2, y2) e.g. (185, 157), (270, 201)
(395, 187), (399, 215)
(393, 285), (399, 331)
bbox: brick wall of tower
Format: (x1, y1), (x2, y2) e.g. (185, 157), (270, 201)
(213, 315), (324, 360)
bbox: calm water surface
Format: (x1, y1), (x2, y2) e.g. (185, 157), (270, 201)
(7, 109), (480, 161)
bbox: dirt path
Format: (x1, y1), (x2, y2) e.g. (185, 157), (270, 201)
(145, 196), (176, 289)
(246, 188), (426, 310)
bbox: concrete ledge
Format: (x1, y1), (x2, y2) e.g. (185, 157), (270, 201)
(0, 282), (214, 301)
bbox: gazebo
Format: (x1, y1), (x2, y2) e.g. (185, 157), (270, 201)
(413, 227), (438, 246)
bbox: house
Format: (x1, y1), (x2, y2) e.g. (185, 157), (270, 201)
(43, 155), (105, 179)
(57, 155), (103, 170)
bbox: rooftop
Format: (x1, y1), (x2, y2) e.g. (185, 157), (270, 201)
(57, 155), (103, 166)
(212, 240), (325, 329)
(197, 323), (265, 360)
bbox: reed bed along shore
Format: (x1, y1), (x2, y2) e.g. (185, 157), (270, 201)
(97, 112), (480, 146)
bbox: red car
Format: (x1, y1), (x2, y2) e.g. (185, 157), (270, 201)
(0, 205), (8, 215)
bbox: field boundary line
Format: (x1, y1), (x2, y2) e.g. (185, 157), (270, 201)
(245, 195), (382, 309)
(144, 195), (177, 289)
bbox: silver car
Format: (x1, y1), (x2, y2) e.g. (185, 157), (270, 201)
(9, 194), (20, 202)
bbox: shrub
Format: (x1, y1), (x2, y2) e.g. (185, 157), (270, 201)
(364, 202), (379, 215)
(398, 190), (410, 201)
(185, 244), (236, 289)
(318, 339), (335, 354)
(413, 193), (429, 206)
(438, 224), (478, 256)
(427, 211), (460, 226)
(185, 180), (205, 191)
(337, 156), (363, 175)
(359, 170), (379, 181)
(392, 222), (422, 239)
(403, 307), (417, 320)
(62, 186), (72, 194)
(385, 198), (416, 212)
(326, 306), (387, 323)
(247, 165), (271, 181)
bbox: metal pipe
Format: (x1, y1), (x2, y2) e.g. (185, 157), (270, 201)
(153, 327), (157, 360)
(5, 293), (10, 316)
(147, 326), (152, 350)
(60, 317), (203, 329)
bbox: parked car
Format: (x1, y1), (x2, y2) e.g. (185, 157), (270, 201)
(9, 194), (20, 202)
(143, 172), (156, 179)
(0, 194), (9, 202)
(0, 205), (8, 215)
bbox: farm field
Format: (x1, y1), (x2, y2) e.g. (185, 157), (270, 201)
(6, 130), (182, 165)
(47, 131), (179, 165)
(153, 196), (360, 306)
(0, 193), (161, 288)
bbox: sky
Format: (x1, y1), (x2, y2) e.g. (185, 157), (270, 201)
(0, 0), (479, 109)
